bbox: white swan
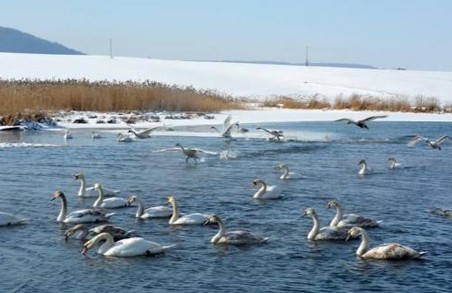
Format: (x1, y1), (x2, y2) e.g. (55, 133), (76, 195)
(388, 157), (404, 169)
(153, 143), (217, 164)
(73, 173), (121, 197)
(93, 183), (130, 209)
(358, 159), (371, 175)
(127, 125), (162, 139)
(303, 208), (349, 241)
(275, 164), (300, 180)
(335, 115), (388, 129)
(210, 115), (239, 138)
(408, 135), (450, 150)
(116, 133), (134, 142)
(326, 199), (381, 228)
(127, 195), (173, 219)
(167, 195), (210, 225)
(346, 227), (426, 260)
(256, 126), (284, 141)
(81, 232), (176, 257)
(51, 190), (114, 224)
(64, 129), (73, 139)
(0, 211), (28, 226)
(91, 131), (102, 139)
(252, 178), (281, 199)
(204, 214), (269, 245)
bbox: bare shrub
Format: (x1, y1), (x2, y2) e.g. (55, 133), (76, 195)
(414, 95), (440, 112)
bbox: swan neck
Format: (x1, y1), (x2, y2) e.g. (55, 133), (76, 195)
(78, 177), (86, 196)
(168, 200), (180, 224)
(356, 229), (370, 256)
(93, 186), (105, 208)
(57, 195), (67, 222)
(330, 205), (343, 227)
(91, 233), (114, 254)
(281, 166), (289, 179)
(211, 218), (226, 243)
(359, 162), (368, 174)
(253, 182), (267, 198)
(307, 213), (320, 240)
(135, 198), (145, 217)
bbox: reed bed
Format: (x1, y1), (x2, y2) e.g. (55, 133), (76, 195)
(0, 79), (244, 117)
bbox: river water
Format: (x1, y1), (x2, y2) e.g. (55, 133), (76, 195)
(0, 121), (451, 292)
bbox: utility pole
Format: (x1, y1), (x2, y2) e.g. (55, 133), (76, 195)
(109, 38), (113, 59)
(305, 46), (309, 66)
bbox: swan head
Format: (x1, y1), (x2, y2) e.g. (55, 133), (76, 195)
(93, 183), (102, 190)
(73, 173), (84, 180)
(175, 143), (182, 147)
(326, 199), (339, 209)
(346, 226), (362, 241)
(51, 190), (65, 201)
(127, 195), (137, 205)
(64, 224), (87, 240)
(358, 159), (367, 166)
(204, 214), (220, 225)
(303, 208), (316, 218)
(252, 178), (264, 187)
(275, 164), (287, 170)
(167, 195), (176, 204)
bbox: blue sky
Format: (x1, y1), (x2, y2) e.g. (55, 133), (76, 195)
(1, 0), (451, 71)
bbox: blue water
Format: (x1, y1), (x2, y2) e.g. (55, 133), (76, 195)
(1, 121), (451, 292)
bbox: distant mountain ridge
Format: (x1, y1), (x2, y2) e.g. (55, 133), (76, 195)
(0, 26), (84, 55)
(200, 59), (377, 69)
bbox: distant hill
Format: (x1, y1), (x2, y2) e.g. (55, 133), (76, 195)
(0, 27), (84, 55)
(199, 59), (377, 69)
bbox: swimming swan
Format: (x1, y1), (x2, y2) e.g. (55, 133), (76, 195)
(51, 191), (114, 224)
(303, 208), (349, 241)
(127, 195), (173, 219)
(64, 129), (73, 139)
(73, 173), (121, 198)
(91, 131), (102, 139)
(326, 199), (381, 228)
(346, 227), (426, 260)
(167, 195), (210, 225)
(0, 211), (28, 226)
(275, 164), (300, 180)
(358, 159), (371, 175)
(335, 115), (387, 129)
(64, 224), (137, 241)
(93, 183), (130, 209)
(408, 135), (450, 150)
(388, 157), (404, 169)
(81, 232), (176, 257)
(204, 215), (269, 245)
(252, 178), (281, 199)
(256, 127), (284, 141)
(116, 133), (134, 142)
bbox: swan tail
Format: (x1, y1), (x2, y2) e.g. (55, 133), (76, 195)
(18, 218), (30, 224)
(105, 213), (115, 219)
(376, 220), (383, 225)
(162, 244), (177, 251)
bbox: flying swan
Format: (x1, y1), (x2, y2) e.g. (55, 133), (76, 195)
(210, 114), (239, 138)
(81, 232), (176, 257)
(204, 214), (269, 245)
(335, 115), (387, 129)
(127, 125), (163, 139)
(408, 135), (450, 150)
(346, 227), (426, 260)
(326, 199), (381, 228)
(256, 127), (284, 142)
(153, 143), (218, 164)
(51, 190), (114, 224)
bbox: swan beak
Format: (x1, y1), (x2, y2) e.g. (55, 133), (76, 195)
(81, 246), (88, 256)
(203, 219), (210, 225)
(345, 234), (352, 242)
(50, 196), (57, 201)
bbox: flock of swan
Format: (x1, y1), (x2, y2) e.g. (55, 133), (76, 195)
(1, 114), (449, 261)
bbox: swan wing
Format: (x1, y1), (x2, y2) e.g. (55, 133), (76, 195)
(364, 243), (424, 259)
(173, 213), (209, 225)
(223, 230), (268, 244)
(335, 118), (355, 123)
(435, 135), (450, 145)
(316, 227), (349, 240)
(223, 115), (232, 130)
(191, 148), (218, 155)
(408, 135), (426, 146)
(0, 212), (28, 226)
(101, 197), (129, 208)
(152, 147), (181, 153)
(143, 206), (173, 218)
(136, 126), (163, 136)
(360, 115), (388, 122)
(340, 214), (380, 228)
(104, 238), (169, 257)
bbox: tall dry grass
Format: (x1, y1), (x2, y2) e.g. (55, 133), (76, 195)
(0, 79), (244, 117)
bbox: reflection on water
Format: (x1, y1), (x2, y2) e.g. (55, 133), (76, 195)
(0, 121), (451, 292)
